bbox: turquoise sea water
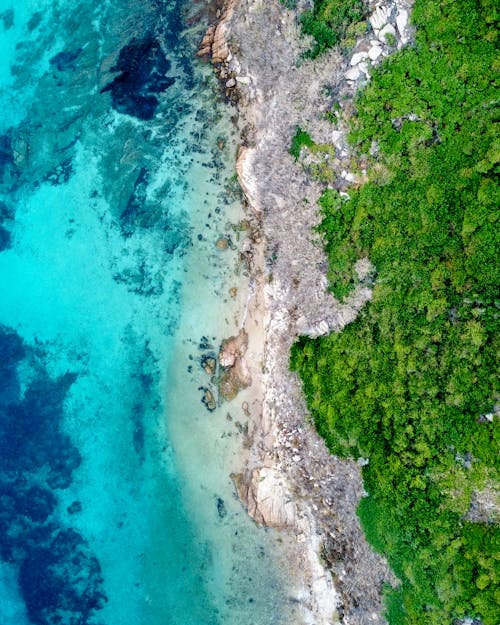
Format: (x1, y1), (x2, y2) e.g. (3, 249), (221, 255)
(0, 2), (297, 624)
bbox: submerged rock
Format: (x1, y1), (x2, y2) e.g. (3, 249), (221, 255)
(200, 354), (217, 375)
(216, 496), (227, 519)
(199, 386), (217, 412)
(215, 236), (229, 250)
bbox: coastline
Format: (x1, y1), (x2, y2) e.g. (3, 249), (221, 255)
(198, 0), (415, 623)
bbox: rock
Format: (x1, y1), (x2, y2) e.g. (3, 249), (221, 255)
(218, 330), (251, 401)
(378, 23), (396, 44)
(358, 61), (370, 76)
(236, 75), (251, 85)
(216, 497), (227, 519)
(369, 6), (388, 31)
(201, 354), (217, 375)
(196, 45), (212, 58)
(219, 329), (248, 367)
(200, 387), (217, 412)
(368, 45), (383, 60)
(211, 29), (230, 63)
(236, 146), (260, 214)
(345, 66), (361, 81)
(216, 236), (229, 250)
(229, 287), (238, 297)
(396, 9), (409, 35)
(67, 501), (82, 514)
(225, 77), (236, 88)
(237, 467), (297, 528)
(350, 50), (369, 66)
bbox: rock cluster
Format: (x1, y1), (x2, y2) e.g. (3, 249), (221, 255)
(196, 0), (247, 104)
(346, 1), (412, 84)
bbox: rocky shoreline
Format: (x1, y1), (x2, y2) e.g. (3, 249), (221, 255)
(199, 1), (414, 623)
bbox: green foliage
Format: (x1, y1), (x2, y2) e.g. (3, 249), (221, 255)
(300, 0), (367, 58)
(291, 1), (499, 623)
(289, 126), (315, 160)
(279, 0), (297, 10)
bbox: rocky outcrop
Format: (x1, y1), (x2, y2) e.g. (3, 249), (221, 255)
(218, 329), (251, 400)
(234, 466), (297, 528)
(196, 0), (242, 103)
(202, 0), (416, 623)
(236, 146), (260, 214)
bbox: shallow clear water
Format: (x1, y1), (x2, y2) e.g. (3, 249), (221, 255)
(0, 2), (298, 624)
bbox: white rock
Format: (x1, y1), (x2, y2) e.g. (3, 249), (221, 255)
(225, 78), (236, 88)
(368, 45), (383, 60)
(341, 170), (356, 182)
(358, 61), (370, 76)
(396, 9), (409, 34)
(236, 75), (251, 85)
(378, 23), (396, 43)
(350, 50), (369, 66)
(345, 66), (361, 81)
(370, 6), (388, 31)
(330, 130), (342, 145)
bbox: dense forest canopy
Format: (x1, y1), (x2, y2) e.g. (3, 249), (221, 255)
(291, 0), (499, 623)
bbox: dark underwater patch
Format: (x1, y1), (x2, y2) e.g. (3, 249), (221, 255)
(0, 325), (106, 623)
(0, 200), (13, 250)
(120, 166), (150, 237)
(49, 48), (82, 72)
(101, 35), (175, 120)
(0, 9), (14, 30)
(0, 131), (19, 191)
(19, 528), (107, 625)
(0, 132), (14, 172)
(0, 222), (12, 249)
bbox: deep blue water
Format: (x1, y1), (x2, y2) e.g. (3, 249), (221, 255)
(0, 2), (295, 624)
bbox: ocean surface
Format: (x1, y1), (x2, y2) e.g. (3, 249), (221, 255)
(0, 2), (297, 624)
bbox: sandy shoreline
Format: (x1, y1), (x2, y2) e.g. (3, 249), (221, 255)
(199, 1), (414, 622)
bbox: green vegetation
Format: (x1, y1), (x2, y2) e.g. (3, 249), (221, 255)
(291, 0), (499, 623)
(289, 126), (315, 160)
(300, 0), (367, 57)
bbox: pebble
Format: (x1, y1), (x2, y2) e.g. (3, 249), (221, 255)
(216, 237), (229, 250)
